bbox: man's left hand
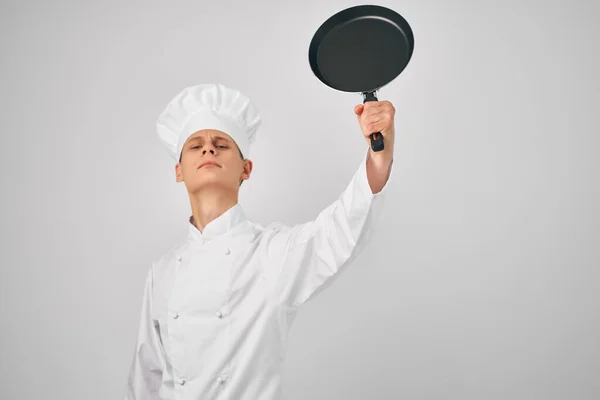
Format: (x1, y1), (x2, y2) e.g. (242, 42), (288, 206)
(354, 100), (395, 162)
(354, 100), (395, 193)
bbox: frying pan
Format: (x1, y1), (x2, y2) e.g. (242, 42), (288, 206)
(309, 5), (414, 152)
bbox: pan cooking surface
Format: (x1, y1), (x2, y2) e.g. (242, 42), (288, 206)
(313, 17), (412, 93)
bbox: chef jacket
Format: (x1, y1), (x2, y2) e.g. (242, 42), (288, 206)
(124, 152), (392, 399)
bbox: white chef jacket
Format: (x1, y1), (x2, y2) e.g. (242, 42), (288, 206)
(124, 152), (392, 400)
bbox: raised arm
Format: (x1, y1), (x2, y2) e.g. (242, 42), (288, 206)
(264, 100), (396, 309)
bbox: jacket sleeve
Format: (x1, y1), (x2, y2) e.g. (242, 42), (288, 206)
(267, 150), (393, 310)
(124, 264), (166, 400)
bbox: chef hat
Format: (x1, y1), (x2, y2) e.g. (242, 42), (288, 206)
(156, 83), (261, 161)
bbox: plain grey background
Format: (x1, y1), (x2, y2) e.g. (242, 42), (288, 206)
(1, 0), (598, 398)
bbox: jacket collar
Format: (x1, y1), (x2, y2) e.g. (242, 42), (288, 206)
(187, 203), (247, 243)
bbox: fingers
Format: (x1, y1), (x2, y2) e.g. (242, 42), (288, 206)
(355, 100), (396, 137)
(364, 114), (385, 127)
(362, 100), (395, 114)
(364, 111), (392, 128)
(365, 119), (390, 135)
(355, 100), (394, 114)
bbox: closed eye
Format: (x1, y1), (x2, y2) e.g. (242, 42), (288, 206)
(189, 145), (228, 150)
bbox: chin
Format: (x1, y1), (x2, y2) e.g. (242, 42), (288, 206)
(186, 178), (232, 193)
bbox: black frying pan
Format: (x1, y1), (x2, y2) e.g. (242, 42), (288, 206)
(309, 5), (414, 152)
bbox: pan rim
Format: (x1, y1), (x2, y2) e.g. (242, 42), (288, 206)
(308, 5), (414, 93)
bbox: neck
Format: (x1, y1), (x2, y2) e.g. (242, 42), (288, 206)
(188, 188), (238, 232)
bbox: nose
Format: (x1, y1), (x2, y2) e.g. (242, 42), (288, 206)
(202, 144), (216, 155)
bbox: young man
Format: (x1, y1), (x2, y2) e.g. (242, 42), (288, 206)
(125, 83), (395, 399)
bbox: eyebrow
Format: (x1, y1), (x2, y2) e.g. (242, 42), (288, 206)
(188, 135), (229, 142)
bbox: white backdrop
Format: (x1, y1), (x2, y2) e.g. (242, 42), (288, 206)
(1, 0), (599, 399)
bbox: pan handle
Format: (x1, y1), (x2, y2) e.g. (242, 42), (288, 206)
(363, 91), (384, 152)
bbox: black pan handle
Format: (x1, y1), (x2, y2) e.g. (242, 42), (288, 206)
(363, 91), (384, 152)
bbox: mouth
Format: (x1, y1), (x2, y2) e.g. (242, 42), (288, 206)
(198, 162), (220, 169)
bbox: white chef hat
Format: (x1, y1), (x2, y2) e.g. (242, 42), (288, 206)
(156, 83), (261, 162)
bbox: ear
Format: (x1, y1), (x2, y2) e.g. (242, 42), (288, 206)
(175, 162), (183, 182)
(241, 159), (253, 181)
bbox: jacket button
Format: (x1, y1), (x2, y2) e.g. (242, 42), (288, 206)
(217, 375), (228, 384)
(173, 313), (180, 319)
(177, 255), (182, 262)
(224, 248), (231, 255)
(180, 378), (186, 385)
(216, 310), (223, 318)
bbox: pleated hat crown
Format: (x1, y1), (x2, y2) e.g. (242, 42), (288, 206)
(156, 84), (261, 161)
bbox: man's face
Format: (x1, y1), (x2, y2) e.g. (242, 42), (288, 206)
(175, 130), (252, 193)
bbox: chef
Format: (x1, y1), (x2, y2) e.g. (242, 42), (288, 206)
(124, 83), (395, 399)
